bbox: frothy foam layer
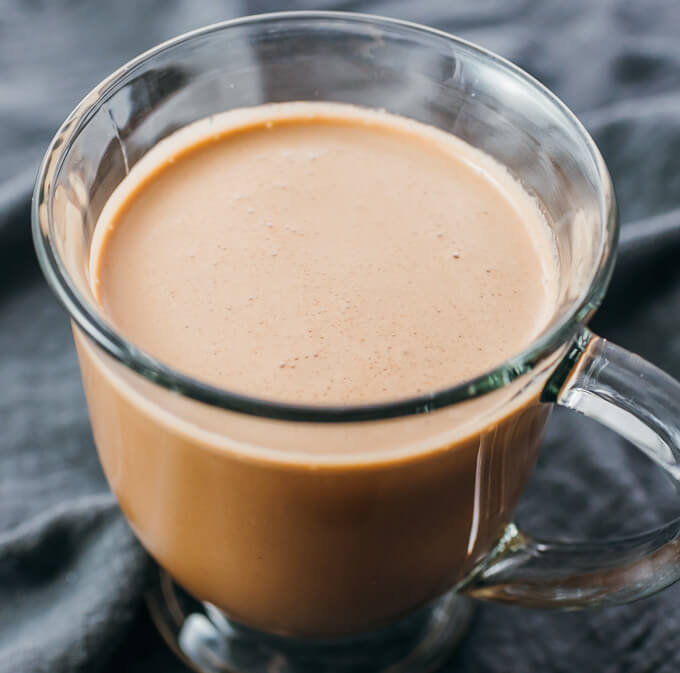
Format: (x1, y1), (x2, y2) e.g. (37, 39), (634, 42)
(91, 102), (558, 404)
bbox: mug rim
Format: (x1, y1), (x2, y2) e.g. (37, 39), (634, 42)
(31, 10), (619, 423)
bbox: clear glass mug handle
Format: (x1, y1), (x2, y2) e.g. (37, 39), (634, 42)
(461, 326), (680, 607)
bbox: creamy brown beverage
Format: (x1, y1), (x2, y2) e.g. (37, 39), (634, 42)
(77, 102), (559, 635)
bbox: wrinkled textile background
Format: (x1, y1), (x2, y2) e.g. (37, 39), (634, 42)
(2, 1), (680, 671)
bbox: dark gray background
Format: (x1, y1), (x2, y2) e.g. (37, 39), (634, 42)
(2, 1), (680, 671)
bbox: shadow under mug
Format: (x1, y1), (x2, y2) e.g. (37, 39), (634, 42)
(33, 11), (680, 673)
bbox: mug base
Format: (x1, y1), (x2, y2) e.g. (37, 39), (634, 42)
(146, 567), (475, 673)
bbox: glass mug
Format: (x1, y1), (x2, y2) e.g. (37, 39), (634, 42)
(32, 12), (680, 673)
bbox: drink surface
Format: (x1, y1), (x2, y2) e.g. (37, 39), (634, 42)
(91, 102), (558, 405)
